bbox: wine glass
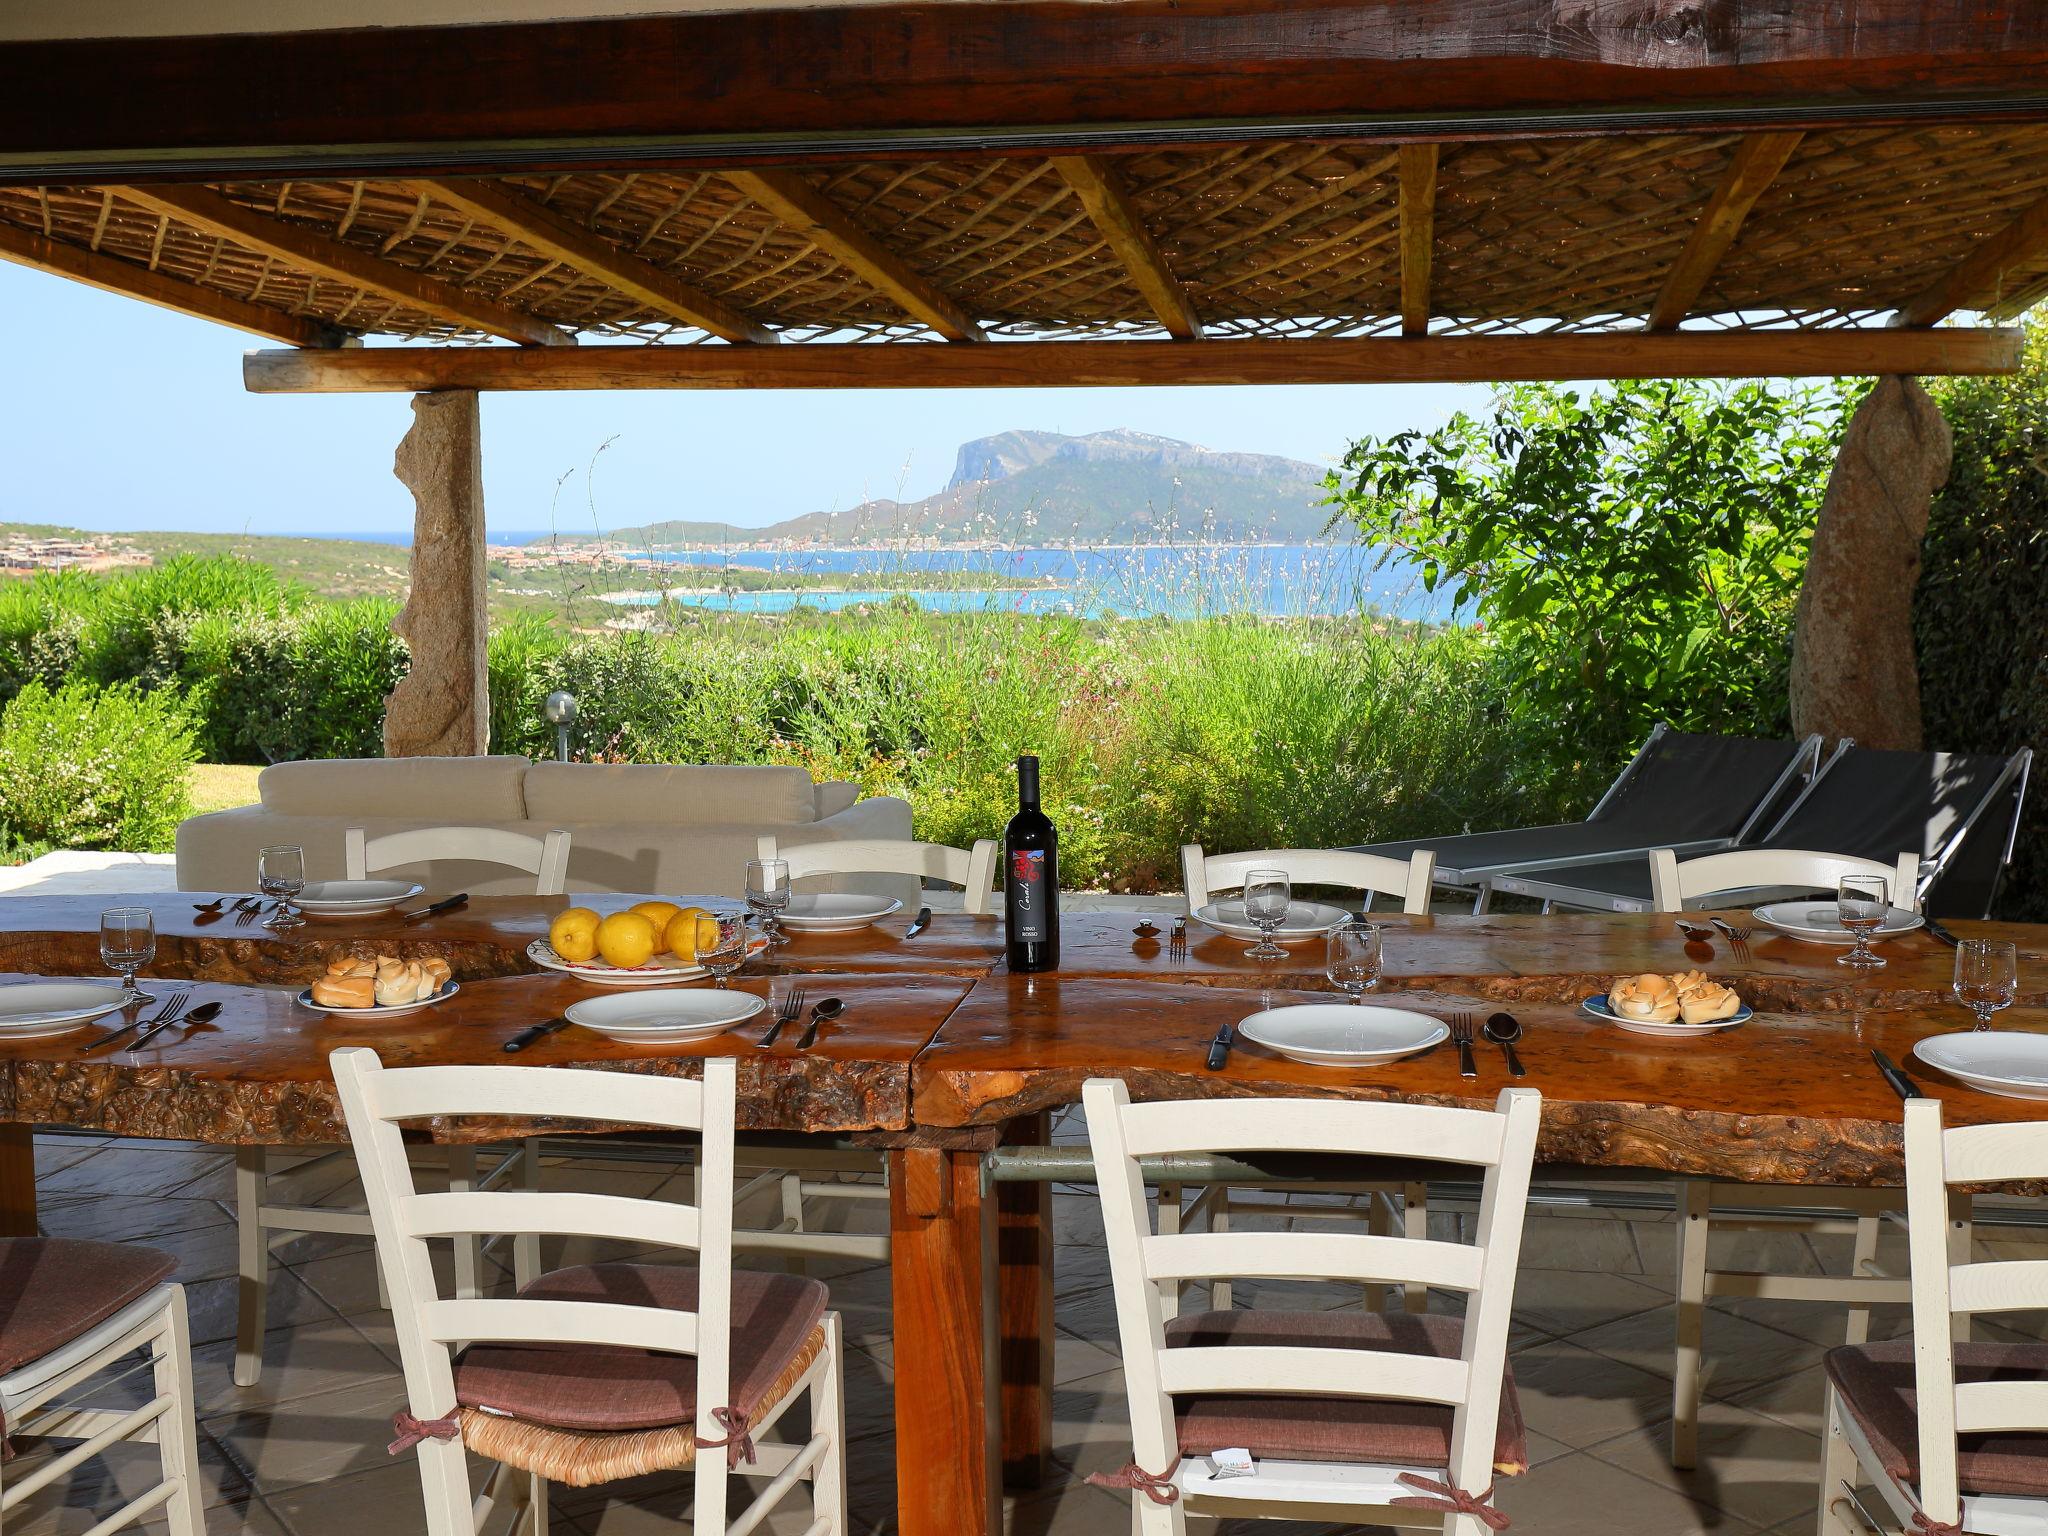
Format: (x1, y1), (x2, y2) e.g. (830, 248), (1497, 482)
(746, 858), (792, 947)
(1326, 923), (1382, 1002)
(1835, 875), (1889, 969)
(259, 844), (307, 931)
(99, 906), (156, 1006)
(701, 913), (751, 989)
(1954, 939), (2019, 1031)
(1242, 869), (1291, 960)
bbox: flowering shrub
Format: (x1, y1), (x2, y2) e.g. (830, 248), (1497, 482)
(0, 679), (196, 855)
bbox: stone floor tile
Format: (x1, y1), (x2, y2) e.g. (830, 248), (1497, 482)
(1568, 1302), (1825, 1400)
(34, 1191), (230, 1243)
(1508, 1267), (1670, 1340)
(264, 1459), (478, 1536)
(183, 1265), (343, 1349)
(1507, 1337), (1685, 1450)
(1496, 1447), (1772, 1535)
(1516, 1213), (1644, 1274)
(33, 1146), (234, 1201)
(206, 1376), (410, 1494)
(1581, 1394), (1825, 1530)
(188, 1314), (403, 1416)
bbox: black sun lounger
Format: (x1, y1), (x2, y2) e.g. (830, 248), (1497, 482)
(1488, 744), (2033, 918)
(1351, 725), (1822, 909)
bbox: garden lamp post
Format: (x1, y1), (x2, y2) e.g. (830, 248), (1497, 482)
(543, 690), (578, 763)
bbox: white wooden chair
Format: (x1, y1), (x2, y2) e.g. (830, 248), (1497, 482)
(1176, 843), (1440, 1313)
(0, 1238), (205, 1536)
(232, 826), (568, 1385)
(1653, 846), (1935, 1469)
(758, 834), (1000, 916)
(1817, 1098), (2025, 1536)
(1083, 1079), (1541, 1534)
(332, 1050), (847, 1536)
(347, 825), (572, 896)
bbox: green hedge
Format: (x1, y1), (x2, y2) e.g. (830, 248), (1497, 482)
(0, 679), (196, 856)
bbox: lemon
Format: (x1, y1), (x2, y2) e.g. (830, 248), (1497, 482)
(548, 907), (602, 963)
(665, 906), (718, 962)
(632, 900), (682, 942)
(596, 911), (658, 969)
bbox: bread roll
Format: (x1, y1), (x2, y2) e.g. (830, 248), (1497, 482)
(325, 955), (376, 980)
(1608, 972), (1680, 1023)
(313, 975), (375, 1008)
(420, 957), (453, 995)
(1677, 977), (1743, 1025)
(375, 959), (430, 1007)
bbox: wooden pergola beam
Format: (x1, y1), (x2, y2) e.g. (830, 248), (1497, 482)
(1892, 189), (2048, 327)
(1649, 131), (1804, 330)
(407, 179), (775, 345)
(0, 218), (348, 347)
(244, 327), (2022, 394)
(1397, 143), (1438, 337)
(118, 184), (574, 347)
(1050, 156), (1200, 340)
(722, 169), (982, 342)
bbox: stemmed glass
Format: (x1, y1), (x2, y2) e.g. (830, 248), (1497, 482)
(1835, 875), (1890, 969)
(746, 859), (792, 947)
(1242, 869), (1292, 961)
(1326, 922), (1382, 1002)
(259, 844), (307, 930)
(702, 913), (751, 989)
(1954, 939), (2019, 1031)
(99, 907), (156, 1006)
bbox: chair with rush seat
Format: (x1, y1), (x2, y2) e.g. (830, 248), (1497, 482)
(1083, 1079), (1541, 1534)
(333, 1050), (847, 1536)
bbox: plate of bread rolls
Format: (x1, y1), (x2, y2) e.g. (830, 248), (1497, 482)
(1581, 971), (1749, 1036)
(300, 955), (458, 1016)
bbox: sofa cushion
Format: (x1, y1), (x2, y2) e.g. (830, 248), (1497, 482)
(258, 756), (530, 821)
(524, 763), (816, 829)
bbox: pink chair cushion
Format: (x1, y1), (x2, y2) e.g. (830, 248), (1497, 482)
(454, 1264), (828, 1433)
(1826, 1339), (2048, 1499)
(0, 1238), (175, 1377)
(1164, 1309), (1527, 1471)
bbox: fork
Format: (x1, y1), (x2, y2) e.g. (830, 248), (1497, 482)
(233, 897), (266, 928)
(758, 984), (805, 1048)
(1711, 918), (1753, 962)
(1169, 915), (1188, 965)
(82, 989), (191, 1053)
(1449, 1011), (1477, 1079)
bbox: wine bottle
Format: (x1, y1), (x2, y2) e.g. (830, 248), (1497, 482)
(1004, 754), (1060, 972)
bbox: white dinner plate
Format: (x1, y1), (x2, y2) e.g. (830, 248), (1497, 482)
(775, 894), (904, 933)
(564, 989), (766, 1044)
(1581, 994), (1752, 1036)
(1236, 1003), (1448, 1066)
(0, 981), (129, 1039)
(1751, 901), (1925, 945)
(296, 881), (426, 916)
(1913, 1033), (2048, 1100)
(1192, 900), (1353, 944)
(297, 981), (460, 1018)
(525, 933), (769, 987)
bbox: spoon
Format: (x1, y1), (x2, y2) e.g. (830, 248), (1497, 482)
(795, 996), (845, 1050)
(1676, 921), (1716, 962)
(1482, 1012), (1527, 1078)
(129, 1000), (224, 1051)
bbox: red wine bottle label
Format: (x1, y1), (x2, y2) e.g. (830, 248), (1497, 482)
(1008, 849), (1049, 941)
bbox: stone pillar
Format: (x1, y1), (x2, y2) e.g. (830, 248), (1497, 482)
(1789, 375), (1951, 751)
(384, 390), (490, 757)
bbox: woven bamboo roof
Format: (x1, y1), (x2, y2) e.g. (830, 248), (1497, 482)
(3, 122), (2047, 356)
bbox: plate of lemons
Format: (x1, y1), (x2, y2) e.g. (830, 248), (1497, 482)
(528, 901), (765, 986)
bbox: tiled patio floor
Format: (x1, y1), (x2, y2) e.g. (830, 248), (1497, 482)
(12, 1125), (1999, 1536)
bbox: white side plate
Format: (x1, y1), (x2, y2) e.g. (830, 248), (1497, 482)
(1581, 994), (1751, 1036)
(564, 989), (766, 1044)
(1193, 900), (1353, 943)
(1913, 1033), (2048, 1100)
(1751, 901), (1924, 945)
(0, 981), (128, 1038)
(1236, 1003), (1448, 1066)
(776, 894), (904, 933)
(297, 981), (460, 1018)
(297, 881), (426, 916)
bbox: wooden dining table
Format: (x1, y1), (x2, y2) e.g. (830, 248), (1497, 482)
(1, 890), (2045, 1536)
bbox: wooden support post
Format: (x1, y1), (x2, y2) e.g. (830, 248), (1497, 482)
(1397, 143), (1438, 337)
(384, 390), (490, 757)
(888, 1145), (999, 1536)
(997, 1112), (1055, 1489)
(1, 1124), (36, 1236)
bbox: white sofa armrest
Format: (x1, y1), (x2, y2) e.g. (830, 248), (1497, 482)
(814, 780), (860, 820)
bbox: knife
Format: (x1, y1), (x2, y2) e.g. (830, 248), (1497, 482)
(504, 1016), (571, 1053)
(1205, 1021), (1235, 1071)
(1922, 915), (1962, 948)
(904, 905), (932, 938)
(400, 893), (469, 925)
(1872, 1047), (1924, 1101)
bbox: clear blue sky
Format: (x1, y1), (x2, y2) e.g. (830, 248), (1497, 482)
(0, 258), (1490, 538)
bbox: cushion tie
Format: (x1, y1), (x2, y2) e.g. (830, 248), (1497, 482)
(1391, 1471), (1511, 1531)
(388, 1409), (462, 1456)
(1900, 1486), (1965, 1536)
(1086, 1457), (1182, 1505)
(694, 1406), (757, 1469)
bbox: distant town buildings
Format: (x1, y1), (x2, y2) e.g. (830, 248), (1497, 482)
(0, 535), (151, 575)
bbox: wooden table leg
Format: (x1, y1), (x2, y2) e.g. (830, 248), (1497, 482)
(1, 1124), (36, 1236)
(998, 1112), (1054, 1490)
(889, 1145), (998, 1536)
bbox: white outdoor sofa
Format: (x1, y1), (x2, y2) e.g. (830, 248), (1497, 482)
(175, 755), (914, 901)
